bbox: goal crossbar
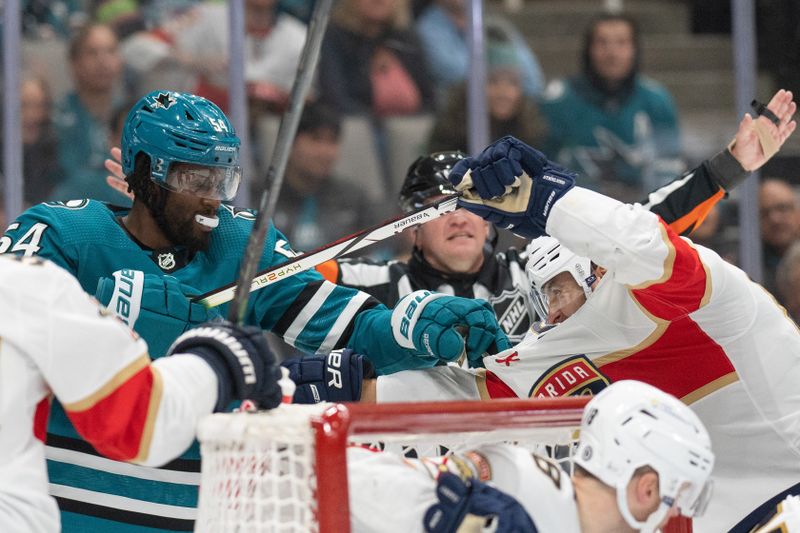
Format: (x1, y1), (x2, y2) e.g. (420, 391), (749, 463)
(196, 397), (691, 532)
(312, 397), (589, 532)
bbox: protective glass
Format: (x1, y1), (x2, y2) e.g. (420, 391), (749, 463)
(531, 272), (587, 324)
(164, 163), (241, 201)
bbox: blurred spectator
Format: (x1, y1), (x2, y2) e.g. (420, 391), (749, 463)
(318, 0), (434, 116)
(20, 75), (64, 205)
(539, 12), (683, 203)
(415, 1), (544, 102)
(140, 0), (202, 27)
(107, 101), (132, 150)
(279, 0), (315, 23)
(120, 0), (306, 112)
(94, 0), (147, 40)
(51, 23), (128, 204)
(759, 177), (800, 295)
(776, 240), (800, 324)
(272, 102), (373, 252)
(22, 0), (87, 39)
(428, 37), (546, 153)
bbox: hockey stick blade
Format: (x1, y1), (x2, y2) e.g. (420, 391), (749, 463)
(195, 194), (462, 308)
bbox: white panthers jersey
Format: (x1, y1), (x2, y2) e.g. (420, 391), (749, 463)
(0, 256), (218, 533)
(378, 188), (800, 532)
(348, 444), (579, 533)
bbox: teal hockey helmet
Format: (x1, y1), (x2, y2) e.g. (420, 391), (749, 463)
(121, 91), (241, 201)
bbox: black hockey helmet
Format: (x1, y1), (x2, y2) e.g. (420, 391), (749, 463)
(398, 151), (466, 213)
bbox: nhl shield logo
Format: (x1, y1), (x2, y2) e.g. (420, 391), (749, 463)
(157, 252), (176, 270)
(489, 289), (531, 343)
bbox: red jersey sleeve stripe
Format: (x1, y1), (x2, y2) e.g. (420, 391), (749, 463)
(61, 354), (150, 412)
(133, 366), (164, 464)
(63, 359), (164, 462)
(33, 396), (52, 442)
(476, 369), (517, 399)
(630, 220), (710, 320)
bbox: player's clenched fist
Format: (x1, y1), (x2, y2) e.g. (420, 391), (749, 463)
(448, 135), (576, 239)
(168, 322), (282, 411)
(424, 473), (535, 533)
(391, 290), (510, 368)
(282, 349), (375, 403)
(96, 269), (221, 357)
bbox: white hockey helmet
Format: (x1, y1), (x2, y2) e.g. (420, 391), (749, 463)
(574, 381), (715, 532)
(525, 236), (594, 322)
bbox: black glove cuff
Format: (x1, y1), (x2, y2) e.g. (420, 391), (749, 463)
(184, 345), (235, 411)
(706, 148), (749, 191)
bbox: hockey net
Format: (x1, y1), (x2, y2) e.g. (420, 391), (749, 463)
(195, 397), (691, 533)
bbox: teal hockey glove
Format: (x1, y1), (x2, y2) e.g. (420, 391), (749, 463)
(448, 135), (575, 239)
(345, 292), (510, 375)
(390, 291), (511, 368)
(96, 269), (222, 357)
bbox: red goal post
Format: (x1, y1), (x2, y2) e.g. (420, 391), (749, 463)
(196, 398), (692, 533)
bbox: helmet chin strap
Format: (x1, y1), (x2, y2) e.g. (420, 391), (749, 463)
(616, 482), (671, 533)
(195, 214), (219, 228)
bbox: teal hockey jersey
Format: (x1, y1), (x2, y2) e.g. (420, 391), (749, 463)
(1, 199), (388, 531)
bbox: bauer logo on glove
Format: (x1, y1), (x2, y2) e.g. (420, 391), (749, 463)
(326, 349), (344, 390)
(393, 291), (445, 351)
(390, 290), (511, 366)
(282, 349), (375, 403)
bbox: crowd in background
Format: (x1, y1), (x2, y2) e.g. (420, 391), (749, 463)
(4, 0), (800, 315)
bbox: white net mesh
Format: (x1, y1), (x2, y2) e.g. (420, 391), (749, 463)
(196, 404), (328, 533)
(196, 401), (583, 533)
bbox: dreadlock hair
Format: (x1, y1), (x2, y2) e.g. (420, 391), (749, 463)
(125, 152), (169, 222)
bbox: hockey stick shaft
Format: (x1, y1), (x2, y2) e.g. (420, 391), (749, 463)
(195, 194), (462, 308)
(227, 0), (334, 324)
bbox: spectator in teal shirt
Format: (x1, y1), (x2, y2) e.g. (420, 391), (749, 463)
(52, 23), (130, 205)
(539, 12), (683, 203)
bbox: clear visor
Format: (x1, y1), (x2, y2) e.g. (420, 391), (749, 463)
(679, 479), (714, 518)
(531, 272), (588, 325)
(164, 163), (241, 201)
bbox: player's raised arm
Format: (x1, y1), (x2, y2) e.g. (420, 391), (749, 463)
(444, 136), (707, 287)
(643, 88), (796, 235)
